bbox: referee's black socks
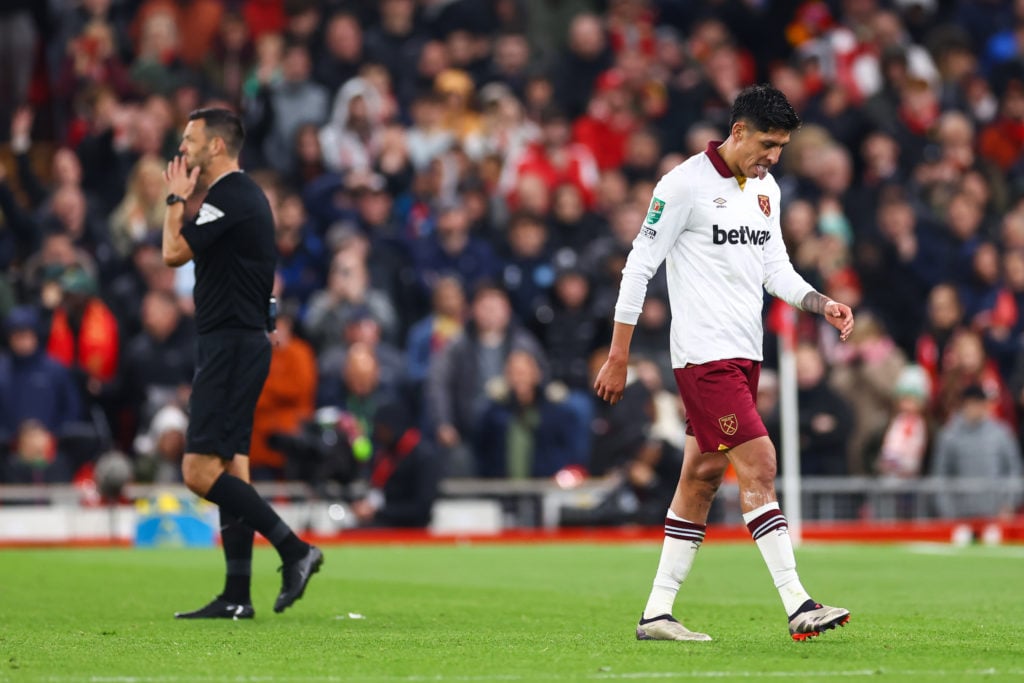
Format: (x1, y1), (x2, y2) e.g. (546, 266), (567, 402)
(206, 472), (309, 563)
(218, 509), (254, 605)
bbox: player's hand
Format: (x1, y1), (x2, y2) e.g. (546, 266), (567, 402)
(825, 301), (855, 342)
(594, 355), (628, 405)
(164, 155), (199, 199)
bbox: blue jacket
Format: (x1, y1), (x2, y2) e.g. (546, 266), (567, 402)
(473, 388), (589, 478)
(0, 351), (82, 442)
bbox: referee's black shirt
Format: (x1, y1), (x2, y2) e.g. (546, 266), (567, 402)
(180, 172), (275, 334)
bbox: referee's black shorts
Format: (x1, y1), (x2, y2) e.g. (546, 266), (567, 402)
(187, 329), (271, 459)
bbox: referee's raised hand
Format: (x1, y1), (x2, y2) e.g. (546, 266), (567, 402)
(164, 154), (199, 198)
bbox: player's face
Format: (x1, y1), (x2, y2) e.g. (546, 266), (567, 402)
(178, 120), (214, 173)
(735, 123), (790, 180)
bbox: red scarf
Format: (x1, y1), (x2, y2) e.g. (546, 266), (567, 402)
(370, 429), (420, 489)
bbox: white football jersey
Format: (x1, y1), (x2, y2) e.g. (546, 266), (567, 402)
(614, 141), (815, 367)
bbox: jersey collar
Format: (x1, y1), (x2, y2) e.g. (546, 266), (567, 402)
(704, 141), (734, 179)
(208, 169), (242, 189)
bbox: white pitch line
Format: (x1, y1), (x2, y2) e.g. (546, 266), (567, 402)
(904, 543), (1024, 558)
(25, 668), (1024, 683)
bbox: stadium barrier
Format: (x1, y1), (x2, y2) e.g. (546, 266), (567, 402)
(0, 477), (1020, 546)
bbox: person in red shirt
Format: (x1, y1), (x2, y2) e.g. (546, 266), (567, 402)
(508, 106), (599, 209)
(572, 69), (638, 171)
(46, 267), (119, 389)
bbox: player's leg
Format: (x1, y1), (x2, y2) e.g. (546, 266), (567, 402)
(635, 366), (731, 641)
(218, 455), (255, 608)
(641, 435), (725, 630)
(726, 435), (849, 640)
(180, 332), (320, 614)
(176, 453), (255, 619)
(217, 331), (322, 613)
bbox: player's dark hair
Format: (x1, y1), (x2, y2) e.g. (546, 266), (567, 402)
(729, 84), (801, 133)
(188, 108), (245, 157)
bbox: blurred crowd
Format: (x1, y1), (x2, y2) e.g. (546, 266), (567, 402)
(0, 0), (1022, 525)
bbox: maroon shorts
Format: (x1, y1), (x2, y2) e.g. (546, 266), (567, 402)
(673, 359), (768, 454)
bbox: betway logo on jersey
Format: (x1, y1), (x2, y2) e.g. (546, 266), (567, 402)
(712, 224), (771, 246)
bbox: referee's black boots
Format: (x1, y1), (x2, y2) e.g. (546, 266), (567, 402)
(274, 545), (324, 613)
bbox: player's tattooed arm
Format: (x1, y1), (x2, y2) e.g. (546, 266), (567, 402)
(801, 291), (833, 315)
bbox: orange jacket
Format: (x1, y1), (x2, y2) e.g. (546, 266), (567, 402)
(47, 300), (120, 383)
(249, 336), (317, 471)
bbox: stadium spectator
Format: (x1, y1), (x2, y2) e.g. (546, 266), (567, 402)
(304, 245), (399, 352)
(133, 404), (188, 484)
(915, 282), (966, 394)
(272, 190), (327, 310)
(829, 311), (907, 474)
(349, 398), (440, 528)
(425, 283), (546, 476)
(405, 275), (465, 391)
(200, 11), (253, 109)
(244, 40), (329, 175)
(551, 13), (613, 120)
(2, 420), (75, 485)
(535, 266), (609, 392)
(875, 364), (932, 479)
(505, 105), (599, 210)
(930, 384), (1022, 520)
(364, 0), (427, 114)
(315, 342), (394, 466)
(249, 303), (317, 481)
(7, 107), (87, 211)
(115, 288), (193, 443)
(318, 305), (406, 399)
(108, 155), (167, 259)
(499, 211), (556, 325)
(0, 306), (83, 448)
(934, 327), (1015, 428)
(474, 350), (588, 479)
(45, 268), (120, 393)
(406, 91), (454, 172)
(795, 341), (855, 476)
(312, 12), (364, 95)
(412, 198), (500, 297)
(547, 181), (609, 258)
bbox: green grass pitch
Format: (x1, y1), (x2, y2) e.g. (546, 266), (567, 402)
(1, 541), (1023, 682)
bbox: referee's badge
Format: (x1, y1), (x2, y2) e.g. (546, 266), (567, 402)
(719, 413), (738, 436)
(757, 194), (771, 217)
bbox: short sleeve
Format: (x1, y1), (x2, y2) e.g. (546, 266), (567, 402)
(180, 199), (236, 254)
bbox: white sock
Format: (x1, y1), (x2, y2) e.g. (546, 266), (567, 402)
(642, 509), (706, 620)
(742, 502), (811, 616)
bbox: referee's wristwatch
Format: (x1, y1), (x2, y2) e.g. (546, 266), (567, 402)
(166, 193), (187, 206)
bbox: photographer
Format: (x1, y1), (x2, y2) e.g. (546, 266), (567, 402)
(271, 399), (440, 528)
(350, 400), (441, 528)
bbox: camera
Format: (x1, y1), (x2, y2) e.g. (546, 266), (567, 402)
(266, 407), (361, 495)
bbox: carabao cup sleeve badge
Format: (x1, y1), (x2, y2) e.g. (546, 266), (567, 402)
(646, 197), (666, 224)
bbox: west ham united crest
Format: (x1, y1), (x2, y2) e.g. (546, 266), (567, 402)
(719, 413), (738, 436)
(757, 194), (771, 217)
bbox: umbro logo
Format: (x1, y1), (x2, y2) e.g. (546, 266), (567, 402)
(195, 203), (225, 225)
(713, 197), (727, 208)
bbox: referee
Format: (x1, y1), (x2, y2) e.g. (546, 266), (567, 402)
(163, 108), (322, 618)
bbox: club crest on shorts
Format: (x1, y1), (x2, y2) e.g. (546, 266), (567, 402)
(719, 413), (738, 436)
(757, 194), (771, 217)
